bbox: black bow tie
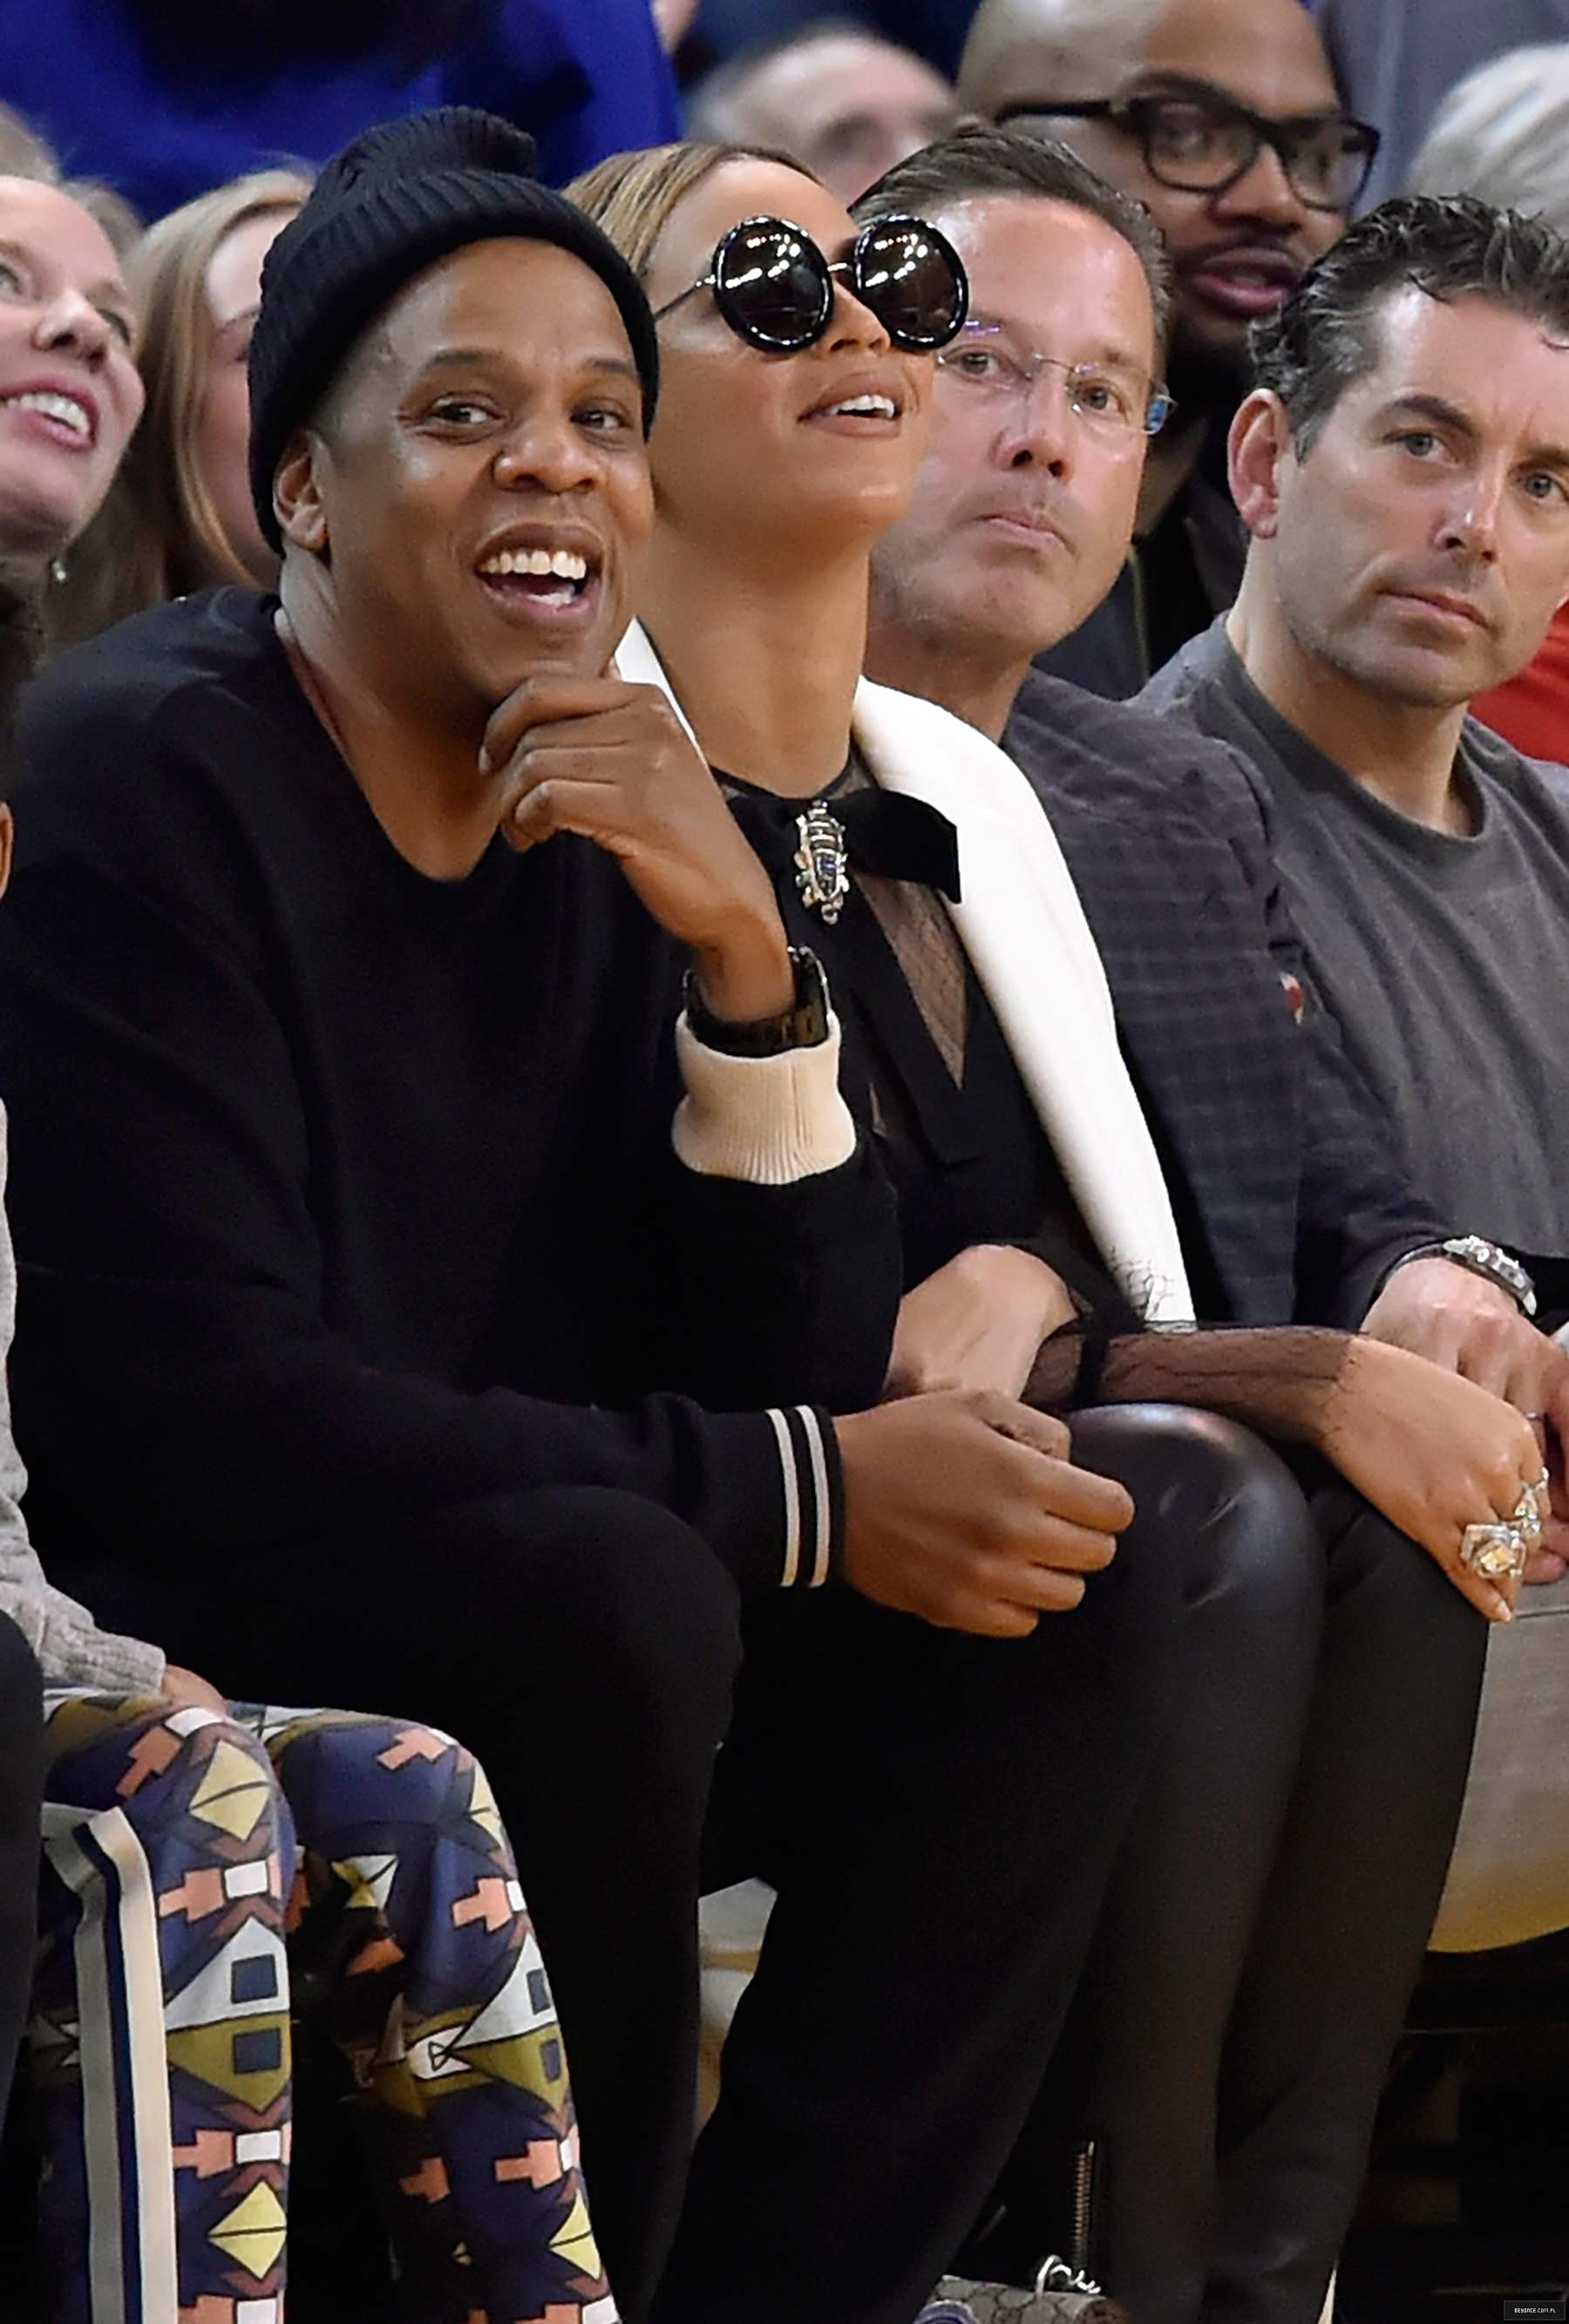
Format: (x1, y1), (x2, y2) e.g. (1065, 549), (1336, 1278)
(726, 784), (962, 912)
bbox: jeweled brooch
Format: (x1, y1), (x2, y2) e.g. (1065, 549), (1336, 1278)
(793, 802), (851, 924)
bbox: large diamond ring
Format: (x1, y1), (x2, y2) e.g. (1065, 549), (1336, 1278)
(1457, 1517), (1532, 1582)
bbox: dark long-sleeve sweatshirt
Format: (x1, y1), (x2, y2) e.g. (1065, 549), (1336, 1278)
(0, 591), (901, 1630)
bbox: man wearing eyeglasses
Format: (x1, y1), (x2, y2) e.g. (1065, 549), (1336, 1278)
(859, 137), (1569, 2313)
(956, 0), (1373, 695)
(860, 130), (1569, 1515)
(0, 105), (1202, 2324)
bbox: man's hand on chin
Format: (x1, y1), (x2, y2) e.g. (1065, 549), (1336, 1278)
(1362, 1256), (1569, 1582)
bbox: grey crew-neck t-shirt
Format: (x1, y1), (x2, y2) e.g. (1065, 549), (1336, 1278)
(1141, 618), (1569, 1257)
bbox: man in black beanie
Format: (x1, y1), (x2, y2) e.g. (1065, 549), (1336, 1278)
(0, 108), (1183, 2324)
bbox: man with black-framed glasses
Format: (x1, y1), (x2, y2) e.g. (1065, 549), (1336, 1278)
(992, 95), (1375, 245)
(957, 0), (1363, 695)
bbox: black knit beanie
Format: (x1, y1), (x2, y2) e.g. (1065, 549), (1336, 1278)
(248, 105), (660, 550)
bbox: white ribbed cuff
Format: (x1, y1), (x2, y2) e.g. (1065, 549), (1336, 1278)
(671, 1011), (858, 1184)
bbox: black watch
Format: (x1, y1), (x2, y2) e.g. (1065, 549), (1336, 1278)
(683, 945), (831, 1058)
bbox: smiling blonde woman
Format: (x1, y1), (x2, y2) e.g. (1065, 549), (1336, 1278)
(51, 167), (311, 647)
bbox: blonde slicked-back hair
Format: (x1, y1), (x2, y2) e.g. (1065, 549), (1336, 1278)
(567, 139), (824, 282)
(131, 167), (313, 590)
(45, 166), (312, 651)
(48, 166), (312, 649)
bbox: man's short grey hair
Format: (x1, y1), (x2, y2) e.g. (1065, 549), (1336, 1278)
(1408, 44), (1569, 240)
(689, 17), (899, 144)
(852, 125), (1172, 350)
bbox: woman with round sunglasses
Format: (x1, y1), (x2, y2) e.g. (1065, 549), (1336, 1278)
(649, 206), (969, 353)
(568, 139), (1538, 2324)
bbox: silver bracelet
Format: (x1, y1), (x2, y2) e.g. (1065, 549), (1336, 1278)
(1392, 1234), (1538, 1318)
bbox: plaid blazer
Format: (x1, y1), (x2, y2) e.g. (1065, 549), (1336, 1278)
(1005, 669), (1446, 1327)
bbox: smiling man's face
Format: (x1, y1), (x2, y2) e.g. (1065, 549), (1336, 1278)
(286, 236), (654, 723)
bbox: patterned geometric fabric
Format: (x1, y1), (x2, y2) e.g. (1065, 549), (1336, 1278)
(31, 1695), (616, 2324)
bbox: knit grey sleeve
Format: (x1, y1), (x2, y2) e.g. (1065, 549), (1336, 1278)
(0, 1108), (165, 1697)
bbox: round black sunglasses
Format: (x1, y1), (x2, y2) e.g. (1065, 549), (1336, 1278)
(652, 213), (968, 354)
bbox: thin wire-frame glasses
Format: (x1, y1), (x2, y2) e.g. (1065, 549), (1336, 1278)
(937, 320), (1174, 439)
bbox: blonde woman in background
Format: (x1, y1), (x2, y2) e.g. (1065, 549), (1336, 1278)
(51, 166), (310, 644)
(0, 97), (139, 649)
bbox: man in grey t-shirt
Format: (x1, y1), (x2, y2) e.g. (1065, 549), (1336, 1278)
(1143, 193), (1569, 1958)
(1143, 192), (1569, 1300)
(1147, 627), (1569, 1263)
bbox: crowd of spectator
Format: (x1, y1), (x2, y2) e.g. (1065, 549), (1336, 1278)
(1, 6), (1568, 2324)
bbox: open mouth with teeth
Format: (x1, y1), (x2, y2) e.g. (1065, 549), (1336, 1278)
(803, 392), (902, 428)
(2, 390), (95, 448)
(475, 544), (597, 610)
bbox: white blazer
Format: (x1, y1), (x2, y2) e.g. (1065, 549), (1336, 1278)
(615, 620), (1194, 1325)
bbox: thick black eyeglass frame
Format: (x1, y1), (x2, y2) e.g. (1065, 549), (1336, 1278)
(651, 213), (969, 353)
(995, 91), (1382, 213)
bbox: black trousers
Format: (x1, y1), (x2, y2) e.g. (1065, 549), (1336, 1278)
(654, 1407), (1329, 2324)
(0, 1611), (43, 2116)
(1025, 1425), (1489, 2324)
(118, 1406), (1306, 2324)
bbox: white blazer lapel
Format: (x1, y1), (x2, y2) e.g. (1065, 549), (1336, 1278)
(852, 681), (1193, 1324)
(616, 622), (1192, 1324)
(614, 620), (694, 735)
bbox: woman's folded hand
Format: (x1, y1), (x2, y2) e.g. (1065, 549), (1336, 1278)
(1315, 1336), (1545, 1622)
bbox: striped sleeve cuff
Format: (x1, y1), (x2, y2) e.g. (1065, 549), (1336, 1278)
(764, 1405), (842, 1589)
(671, 1012), (859, 1185)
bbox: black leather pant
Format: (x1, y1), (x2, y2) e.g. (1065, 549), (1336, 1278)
(137, 1467), (1185, 2324)
(1024, 1409), (1488, 2324)
(86, 1413), (1482, 2324)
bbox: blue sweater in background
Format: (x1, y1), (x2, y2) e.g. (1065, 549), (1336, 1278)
(0, 0), (681, 220)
